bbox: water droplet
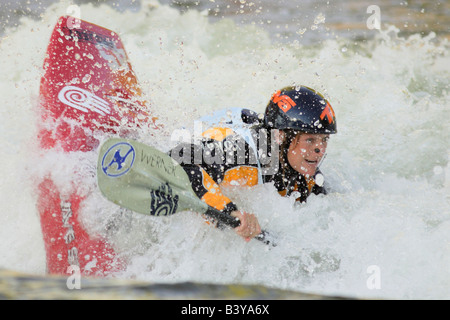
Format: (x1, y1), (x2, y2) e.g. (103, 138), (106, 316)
(82, 74), (91, 83)
(433, 166), (443, 175)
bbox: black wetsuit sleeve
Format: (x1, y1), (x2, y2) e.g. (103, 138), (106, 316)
(168, 141), (238, 216)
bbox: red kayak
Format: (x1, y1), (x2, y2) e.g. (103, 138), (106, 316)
(37, 16), (157, 276)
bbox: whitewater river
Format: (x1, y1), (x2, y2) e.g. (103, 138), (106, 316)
(0, 0), (449, 299)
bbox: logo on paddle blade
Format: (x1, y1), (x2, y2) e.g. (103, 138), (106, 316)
(101, 142), (135, 177)
(150, 183), (179, 216)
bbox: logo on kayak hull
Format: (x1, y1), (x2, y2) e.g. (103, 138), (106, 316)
(58, 85), (111, 116)
(101, 142), (135, 177)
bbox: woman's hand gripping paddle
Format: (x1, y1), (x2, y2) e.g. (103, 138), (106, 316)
(97, 138), (276, 246)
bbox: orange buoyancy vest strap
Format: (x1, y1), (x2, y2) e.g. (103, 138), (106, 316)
(199, 167), (234, 212)
(202, 127), (235, 141)
(221, 166), (260, 187)
(277, 177), (316, 198)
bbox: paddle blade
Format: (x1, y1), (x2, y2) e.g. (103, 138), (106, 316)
(97, 138), (208, 216)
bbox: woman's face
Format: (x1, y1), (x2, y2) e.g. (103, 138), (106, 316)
(287, 133), (329, 177)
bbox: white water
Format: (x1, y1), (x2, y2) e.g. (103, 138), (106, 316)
(0, 0), (449, 299)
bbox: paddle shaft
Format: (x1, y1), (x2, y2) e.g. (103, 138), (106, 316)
(204, 206), (273, 245)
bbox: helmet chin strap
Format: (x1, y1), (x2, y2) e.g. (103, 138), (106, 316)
(317, 152), (327, 169)
(313, 152), (327, 187)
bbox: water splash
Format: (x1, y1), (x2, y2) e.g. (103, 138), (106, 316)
(0, 0), (449, 299)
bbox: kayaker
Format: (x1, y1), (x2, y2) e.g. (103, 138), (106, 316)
(170, 85), (337, 242)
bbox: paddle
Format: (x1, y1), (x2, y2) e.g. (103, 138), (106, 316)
(97, 137), (275, 246)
